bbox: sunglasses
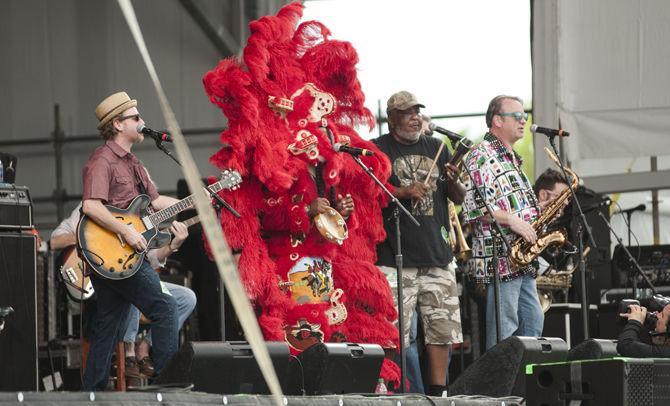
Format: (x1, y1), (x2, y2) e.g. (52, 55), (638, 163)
(117, 114), (141, 122)
(498, 112), (528, 122)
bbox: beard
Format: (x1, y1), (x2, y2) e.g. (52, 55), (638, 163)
(394, 127), (421, 143)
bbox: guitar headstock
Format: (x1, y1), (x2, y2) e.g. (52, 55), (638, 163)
(217, 169), (242, 191)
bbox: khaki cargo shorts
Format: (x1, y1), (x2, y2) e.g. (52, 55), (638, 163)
(380, 262), (463, 346)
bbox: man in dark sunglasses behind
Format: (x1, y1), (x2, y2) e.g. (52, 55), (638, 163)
(461, 95), (544, 350)
(80, 92), (183, 390)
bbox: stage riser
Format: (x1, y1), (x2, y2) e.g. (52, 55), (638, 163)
(0, 392), (524, 405)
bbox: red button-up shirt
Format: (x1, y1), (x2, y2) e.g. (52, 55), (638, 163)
(82, 140), (159, 209)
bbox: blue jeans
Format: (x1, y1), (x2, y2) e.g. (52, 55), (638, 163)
(122, 282), (197, 345)
(82, 260), (179, 390)
(485, 273), (544, 350)
(406, 311), (425, 394)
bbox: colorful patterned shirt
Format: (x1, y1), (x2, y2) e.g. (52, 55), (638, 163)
(462, 133), (540, 284)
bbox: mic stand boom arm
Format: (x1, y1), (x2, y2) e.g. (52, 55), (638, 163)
(350, 155), (418, 393)
(153, 138), (241, 218)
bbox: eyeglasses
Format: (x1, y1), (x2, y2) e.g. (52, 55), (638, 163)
(498, 112), (528, 122)
(117, 114), (141, 122)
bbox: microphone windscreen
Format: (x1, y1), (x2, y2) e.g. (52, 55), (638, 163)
(530, 124), (539, 133)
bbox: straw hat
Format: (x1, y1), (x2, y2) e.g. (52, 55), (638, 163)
(95, 92), (137, 129)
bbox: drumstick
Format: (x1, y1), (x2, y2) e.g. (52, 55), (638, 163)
(422, 141), (446, 186)
(412, 141), (446, 210)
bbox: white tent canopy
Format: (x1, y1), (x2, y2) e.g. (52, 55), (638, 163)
(533, 0), (670, 245)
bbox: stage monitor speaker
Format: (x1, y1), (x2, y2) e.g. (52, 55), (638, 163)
(0, 232), (37, 391)
(526, 358), (670, 405)
(567, 338), (619, 361)
(450, 336), (568, 398)
(286, 342), (384, 395)
(154, 341), (290, 394)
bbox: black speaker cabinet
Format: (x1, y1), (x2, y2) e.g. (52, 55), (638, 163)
(567, 338), (619, 361)
(527, 358), (670, 405)
(0, 232), (38, 390)
(155, 341), (290, 394)
(286, 342), (384, 395)
(450, 336), (568, 398)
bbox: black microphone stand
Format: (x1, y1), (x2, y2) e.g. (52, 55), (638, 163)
(457, 161), (511, 346)
(616, 208), (640, 296)
(626, 211), (633, 247)
(152, 136), (240, 342)
(597, 211), (656, 296)
(152, 137), (240, 218)
(349, 154), (419, 393)
(547, 137), (597, 339)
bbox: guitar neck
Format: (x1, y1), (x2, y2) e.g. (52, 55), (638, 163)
(182, 215), (200, 228)
(158, 215), (200, 231)
(147, 182), (227, 226)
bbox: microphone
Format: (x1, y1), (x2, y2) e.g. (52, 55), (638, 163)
(613, 203), (646, 215)
(137, 124), (173, 143)
(530, 124), (570, 138)
(428, 122), (462, 144)
(581, 197), (612, 214)
(333, 143), (374, 156)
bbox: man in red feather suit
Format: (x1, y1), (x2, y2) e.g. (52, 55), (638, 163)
(201, 2), (402, 386)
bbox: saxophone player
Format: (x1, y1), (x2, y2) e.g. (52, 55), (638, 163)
(533, 169), (570, 276)
(462, 95), (543, 350)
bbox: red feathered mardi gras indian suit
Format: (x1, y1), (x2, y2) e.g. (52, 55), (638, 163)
(202, 2), (400, 384)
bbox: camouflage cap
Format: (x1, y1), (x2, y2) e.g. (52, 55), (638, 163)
(387, 91), (425, 111)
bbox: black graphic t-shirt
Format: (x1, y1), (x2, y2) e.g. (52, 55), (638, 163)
(373, 133), (454, 268)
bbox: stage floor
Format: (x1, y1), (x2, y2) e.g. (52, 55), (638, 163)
(0, 391), (524, 405)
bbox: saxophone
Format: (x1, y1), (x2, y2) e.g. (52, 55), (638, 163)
(508, 147), (579, 268)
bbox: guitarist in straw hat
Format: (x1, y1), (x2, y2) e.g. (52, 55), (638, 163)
(79, 91), (185, 390)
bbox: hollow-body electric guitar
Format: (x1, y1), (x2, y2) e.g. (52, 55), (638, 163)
(63, 213), (202, 299)
(77, 170), (241, 280)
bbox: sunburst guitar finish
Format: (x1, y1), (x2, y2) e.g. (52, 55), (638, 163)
(77, 170), (241, 280)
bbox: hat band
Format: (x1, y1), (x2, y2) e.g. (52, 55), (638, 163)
(99, 105), (126, 124)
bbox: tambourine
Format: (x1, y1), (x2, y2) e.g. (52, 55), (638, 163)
(314, 208), (348, 245)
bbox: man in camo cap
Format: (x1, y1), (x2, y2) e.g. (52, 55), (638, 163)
(373, 91), (465, 395)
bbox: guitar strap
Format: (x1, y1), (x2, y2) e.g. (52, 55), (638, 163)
(132, 162), (149, 196)
(76, 205), (93, 277)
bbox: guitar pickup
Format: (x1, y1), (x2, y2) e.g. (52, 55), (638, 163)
(142, 216), (155, 230)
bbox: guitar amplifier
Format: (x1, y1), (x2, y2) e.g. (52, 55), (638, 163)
(0, 185), (32, 229)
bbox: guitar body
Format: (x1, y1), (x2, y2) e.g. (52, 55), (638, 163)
(59, 246), (94, 301)
(76, 169), (241, 280)
(77, 195), (164, 280)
